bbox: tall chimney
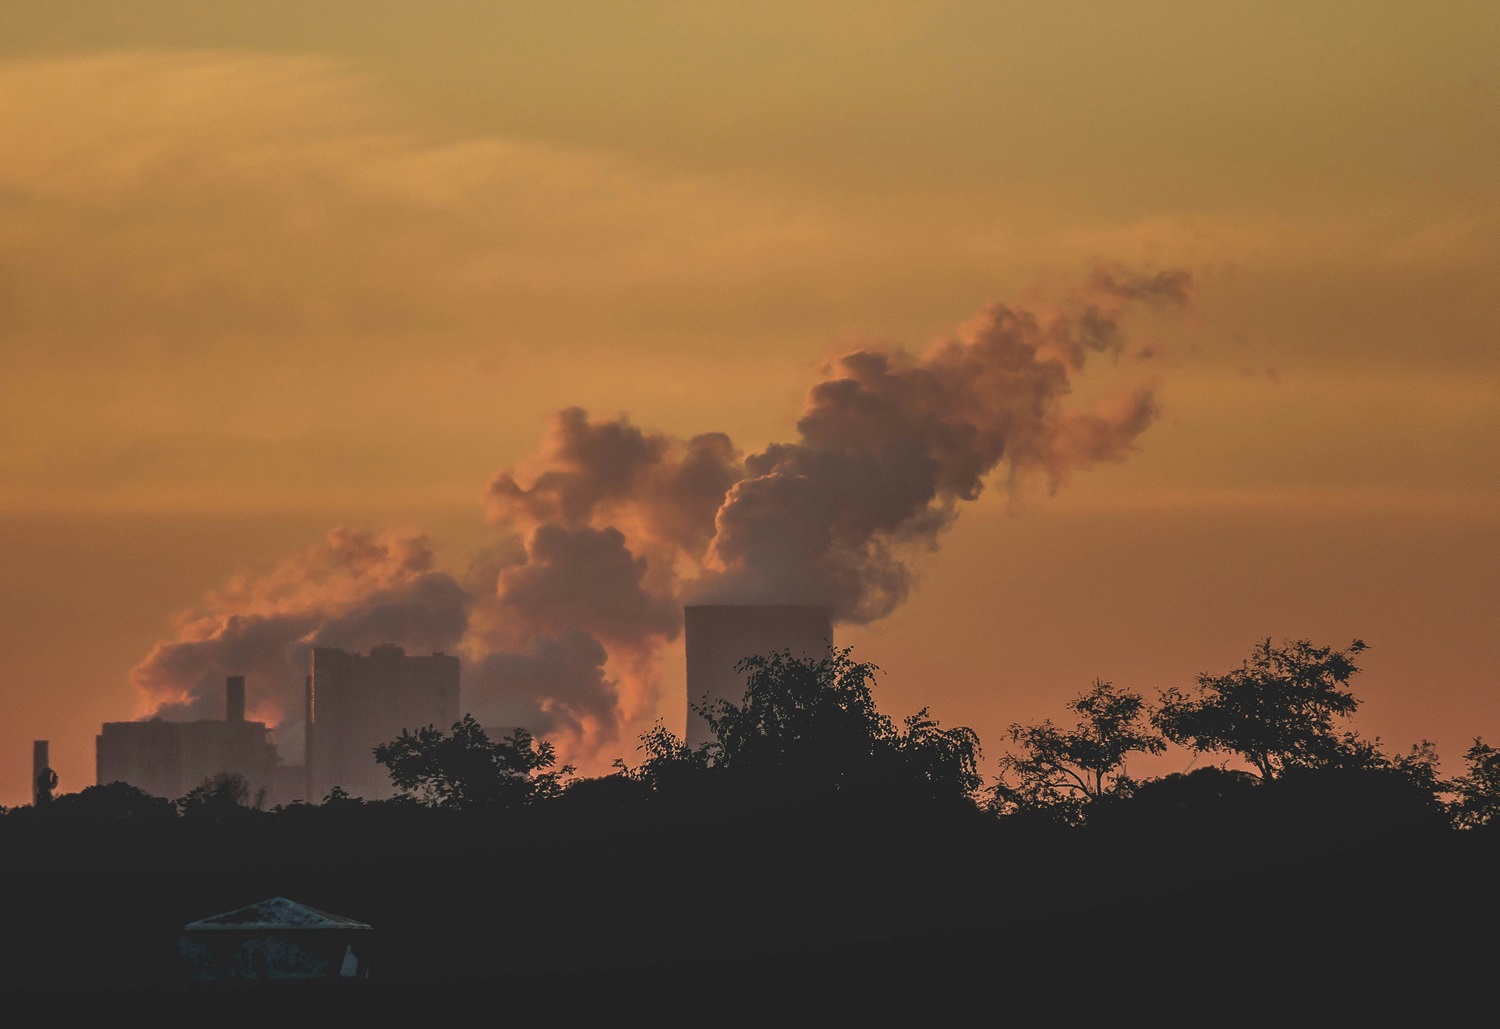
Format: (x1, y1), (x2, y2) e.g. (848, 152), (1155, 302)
(304, 673), (314, 804)
(32, 740), (50, 806)
(226, 675), (246, 723)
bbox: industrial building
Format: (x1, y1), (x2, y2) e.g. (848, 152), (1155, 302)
(683, 604), (834, 748)
(304, 644), (461, 801)
(96, 675), (280, 804)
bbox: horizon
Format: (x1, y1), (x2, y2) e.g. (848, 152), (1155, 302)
(2, 2), (1497, 808)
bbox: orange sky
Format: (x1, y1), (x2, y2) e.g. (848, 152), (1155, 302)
(2, 2), (1496, 807)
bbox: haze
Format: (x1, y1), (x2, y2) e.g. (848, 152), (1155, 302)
(1, 2), (1496, 806)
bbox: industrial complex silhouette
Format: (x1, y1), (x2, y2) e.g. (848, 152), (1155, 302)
(72, 604), (832, 804)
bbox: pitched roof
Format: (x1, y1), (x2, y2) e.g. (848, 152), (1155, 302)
(182, 896), (373, 932)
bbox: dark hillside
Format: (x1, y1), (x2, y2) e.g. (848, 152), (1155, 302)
(2, 780), (1496, 1020)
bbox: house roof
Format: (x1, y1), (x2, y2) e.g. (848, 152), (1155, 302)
(182, 896), (373, 932)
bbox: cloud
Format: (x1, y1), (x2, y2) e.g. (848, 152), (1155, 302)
(488, 407), (743, 565)
(130, 527), (468, 732)
(130, 269), (1189, 774)
(462, 629), (619, 769)
(694, 274), (1190, 620)
(490, 524), (681, 651)
(0, 50), (849, 357)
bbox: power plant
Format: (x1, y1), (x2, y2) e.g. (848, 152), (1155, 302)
(96, 675), (280, 804)
(304, 645), (461, 802)
(87, 647), (462, 806)
(683, 604), (833, 748)
(68, 607), (829, 805)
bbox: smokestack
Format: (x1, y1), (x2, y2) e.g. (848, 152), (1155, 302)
(304, 673), (313, 804)
(32, 740), (50, 806)
(683, 604), (833, 749)
(226, 675), (246, 723)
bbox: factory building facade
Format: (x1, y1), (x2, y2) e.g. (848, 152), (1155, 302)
(305, 644), (461, 801)
(96, 676), (280, 804)
(683, 604), (834, 749)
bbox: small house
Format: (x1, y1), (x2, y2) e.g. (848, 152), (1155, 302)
(177, 896), (374, 981)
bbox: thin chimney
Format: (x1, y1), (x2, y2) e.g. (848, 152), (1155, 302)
(226, 675), (246, 723)
(32, 740), (50, 806)
(304, 673), (314, 804)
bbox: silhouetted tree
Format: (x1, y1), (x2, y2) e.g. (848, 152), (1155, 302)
(321, 784), (361, 806)
(1448, 738), (1500, 829)
(891, 707), (983, 802)
(696, 647), (982, 804)
(989, 679), (1165, 824)
(34, 767), (57, 807)
(702, 647), (891, 779)
(54, 781), (176, 824)
(1109, 765), (1261, 827)
(1154, 638), (1376, 780)
(375, 714), (573, 809)
(1387, 739), (1447, 796)
(178, 771), (255, 822)
(612, 719), (714, 795)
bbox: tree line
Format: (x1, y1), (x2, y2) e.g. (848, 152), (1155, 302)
(12, 634), (1495, 832)
(6, 636), (1500, 1009)
(376, 636), (1500, 831)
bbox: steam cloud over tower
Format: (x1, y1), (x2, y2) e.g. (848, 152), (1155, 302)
(129, 269), (1188, 776)
(683, 604), (833, 749)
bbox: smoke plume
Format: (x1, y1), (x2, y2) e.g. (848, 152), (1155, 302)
(131, 268), (1190, 773)
(131, 528), (470, 748)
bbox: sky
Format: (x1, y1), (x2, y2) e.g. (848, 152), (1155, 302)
(1, 2), (1496, 808)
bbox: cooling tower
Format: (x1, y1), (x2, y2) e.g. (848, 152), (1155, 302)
(683, 604), (833, 749)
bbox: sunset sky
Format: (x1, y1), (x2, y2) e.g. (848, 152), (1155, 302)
(2, 2), (1496, 808)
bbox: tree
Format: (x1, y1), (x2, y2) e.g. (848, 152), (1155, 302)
(375, 714), (573, 809)
(178, 771), (256, 822)
(611, 719), (713, 795)
(1153, 637), (1373, 781)
(891, 708), (984, 803)
(53, 781), (176, 824)
(696, 646), (982, 804)
(33, 766), (58, 807)
(1448, 738), (1500, 829)
(989, 679), (1165, 823)
(702, 647), (893, 783)
(1388, 739), (1447, 796)
(320, 785), (362, 806)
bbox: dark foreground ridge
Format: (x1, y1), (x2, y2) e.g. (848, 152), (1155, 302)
(2, 779), (1497, 1021)
(11, 640), (1497, 1020)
